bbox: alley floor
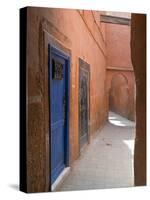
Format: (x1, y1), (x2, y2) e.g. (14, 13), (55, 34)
(59, 111), (135, 191)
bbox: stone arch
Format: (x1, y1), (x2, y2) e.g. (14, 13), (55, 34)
(111, 72), (129, 87)
(109, 73), (130, 119)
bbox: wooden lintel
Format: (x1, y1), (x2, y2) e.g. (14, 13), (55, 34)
(101, 15), (131, 25)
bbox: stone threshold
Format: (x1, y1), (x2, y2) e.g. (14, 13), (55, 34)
(51, 167), (70, 192)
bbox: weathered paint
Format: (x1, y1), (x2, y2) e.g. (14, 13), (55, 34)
(49, 46), (70, 184)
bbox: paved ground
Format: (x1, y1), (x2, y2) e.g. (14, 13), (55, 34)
(59, 111), (135, 191)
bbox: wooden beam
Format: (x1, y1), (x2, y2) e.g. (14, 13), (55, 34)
(101, 15), (130, 25)
(107, 65), (133, 71)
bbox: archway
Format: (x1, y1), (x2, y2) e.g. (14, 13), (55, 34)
(109, 73), (130, 119)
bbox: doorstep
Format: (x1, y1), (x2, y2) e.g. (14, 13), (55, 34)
(51, 167), (70, 191)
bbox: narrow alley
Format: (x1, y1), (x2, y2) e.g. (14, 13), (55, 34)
(59, 112), (135, 191)
(22, 8), (147, 193)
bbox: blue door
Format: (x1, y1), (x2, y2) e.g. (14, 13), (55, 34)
(49, 46), (70, 184)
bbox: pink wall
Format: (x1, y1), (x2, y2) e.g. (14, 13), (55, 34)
(27, 8), (108, 164)
(105, 23), (135, 120)
(106, 23), (133, 68)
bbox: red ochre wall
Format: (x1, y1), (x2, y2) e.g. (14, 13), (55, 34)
(27, 8), (108, 191)
(46, 9), (108, 161)
(105, 23), (135, 121)
(25, 7), (137, 192)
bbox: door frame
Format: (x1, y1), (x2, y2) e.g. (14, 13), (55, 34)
(48, 45), (70, 188)
(78, 58), (90, 153)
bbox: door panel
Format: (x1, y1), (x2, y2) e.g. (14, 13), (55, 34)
(50, 50), (67, 184)
(79, 58), (90, 149)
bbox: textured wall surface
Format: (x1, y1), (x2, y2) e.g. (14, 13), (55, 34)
(24, 7), (142, 193)
(106, 23), (132, 67)
(105, 23), (135, 120)
(106, 70), (135, 121)
(26, 7), (107, 192)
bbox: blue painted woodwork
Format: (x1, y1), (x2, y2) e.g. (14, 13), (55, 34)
(49, 45), (70, 184)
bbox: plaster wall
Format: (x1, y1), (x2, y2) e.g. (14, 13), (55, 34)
(105, 23), (135, 120)
(26, 7), (107, 192)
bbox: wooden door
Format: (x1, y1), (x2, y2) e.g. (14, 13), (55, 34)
(49, 46), (70, 184)
(79, 58), (90, 150)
